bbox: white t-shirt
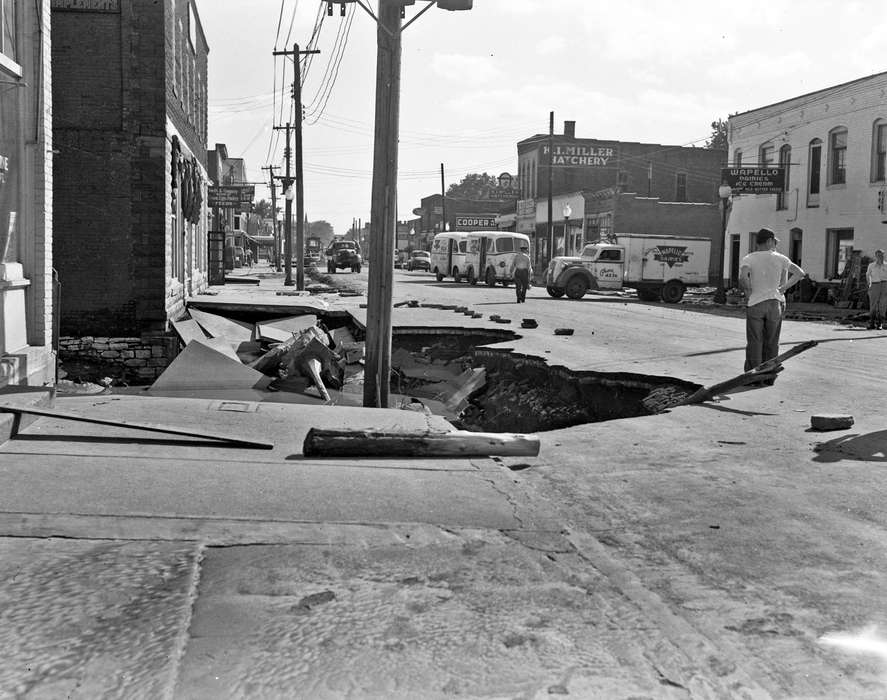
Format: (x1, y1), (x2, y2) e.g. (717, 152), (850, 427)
(740, 250), (802, 307)
(867, 261), (887, 284)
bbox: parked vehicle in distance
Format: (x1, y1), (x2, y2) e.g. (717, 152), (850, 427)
(544, 233), (712, 302)
(305, 236), (323, 266)
(464, 231), (532, 287)
(430, 231), (469, 282)
(406, 250), (431, 271)
(325, 238), (362, 273)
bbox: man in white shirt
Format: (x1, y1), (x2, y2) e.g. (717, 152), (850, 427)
(866, 248), (887, 330)
(739, 228), (805, 374)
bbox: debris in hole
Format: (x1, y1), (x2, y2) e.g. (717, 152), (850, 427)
(521, 319), (538, 329)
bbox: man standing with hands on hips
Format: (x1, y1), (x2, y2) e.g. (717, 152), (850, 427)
(866, 248), (887, 329)
(739, 227), (805, 376)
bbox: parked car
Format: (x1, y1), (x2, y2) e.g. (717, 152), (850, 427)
(406, 250), (431, 271)
(325, 239), (362, 273)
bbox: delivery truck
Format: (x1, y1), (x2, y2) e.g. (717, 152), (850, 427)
(543, 233), (712, 303)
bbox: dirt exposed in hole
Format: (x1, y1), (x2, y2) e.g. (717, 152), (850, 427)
(391, 331), (699, 433)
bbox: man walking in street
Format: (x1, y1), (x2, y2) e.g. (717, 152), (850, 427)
(866, 248), (887, 329)
(739, 227), (805, 374)
(513, 244), (532, 303)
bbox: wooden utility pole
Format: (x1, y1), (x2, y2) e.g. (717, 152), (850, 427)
(273, 43), (320, 289)
(547, 110), (554, 264)
(440, 163), (446, 231)
(262, 165), (280, 270)
(363, 0), (402, 408)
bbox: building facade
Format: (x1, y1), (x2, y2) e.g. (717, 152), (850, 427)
(51, 0), (209, 381)
(0, 0), (55, 388)
(725, 72), (887, 287)
(517, 120), (725, 266)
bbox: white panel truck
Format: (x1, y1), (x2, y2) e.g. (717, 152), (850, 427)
(543, 233), (712, 303)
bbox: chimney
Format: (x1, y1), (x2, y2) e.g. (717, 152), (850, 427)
(564, 121), (576, 138)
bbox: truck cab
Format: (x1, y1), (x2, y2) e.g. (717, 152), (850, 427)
(544, 242), (625, 299)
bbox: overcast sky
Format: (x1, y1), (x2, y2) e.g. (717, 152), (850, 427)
(198, 0), (887, 235)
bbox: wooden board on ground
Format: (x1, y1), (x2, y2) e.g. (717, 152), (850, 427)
(150, 341), (272, 395)
(188, 308), (254, 345)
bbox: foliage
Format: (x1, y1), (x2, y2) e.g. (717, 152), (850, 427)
(706, 118), (728, 151)
(446, 172), (500, 199)
(308, 220), (334, 242)
(253, 199), (273, 218)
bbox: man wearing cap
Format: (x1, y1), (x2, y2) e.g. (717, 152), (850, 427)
(739, 228), (805, 374)
(513, 244), (533, 303)
(866, 249), (887, 329)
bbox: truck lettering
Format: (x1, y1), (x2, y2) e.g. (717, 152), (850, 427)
(651, 246), (690, 268)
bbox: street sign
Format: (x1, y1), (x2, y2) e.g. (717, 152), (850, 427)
(209, 185), (254, 208)
(721, 167), (785, 194)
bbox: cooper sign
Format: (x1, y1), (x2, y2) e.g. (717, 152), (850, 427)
(721, 167), (785, 194)
(455, 214), (497, 230)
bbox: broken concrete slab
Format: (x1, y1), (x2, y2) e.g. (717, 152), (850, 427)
(171, 318), (208, 346)
(188, 309), (254, 346)
(256, 315), (319, 343)
(149, 340), (272, 399)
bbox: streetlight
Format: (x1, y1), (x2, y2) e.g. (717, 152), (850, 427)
(283, 185), (295, 286)
(714, 184), (732, 304)
(562, 203), (572, 256)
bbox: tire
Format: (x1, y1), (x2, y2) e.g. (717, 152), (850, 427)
(565, 276), (588, 300)
(485, 267), (496, 287)
(352, 264), (361, 273)
(435, 270), (444, 282)
(547, 285), (565, 298)
(500, 280), (510, 287)
(661, 280), (685, 304)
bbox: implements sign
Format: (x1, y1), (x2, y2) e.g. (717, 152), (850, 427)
(455, 214), (497, 230)
(51, 0), (120, 11)
(208, 186), (254, 208)
(721, 167), (786, 194)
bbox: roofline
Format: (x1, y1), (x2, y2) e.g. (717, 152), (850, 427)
(729, 70), (887, 120)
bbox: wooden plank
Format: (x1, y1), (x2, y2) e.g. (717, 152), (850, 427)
(0, 405), (273, 449)
(302, 428), (540, 458)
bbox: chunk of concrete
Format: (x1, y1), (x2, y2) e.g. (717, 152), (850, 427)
(256, 315), (318, 343)
(149, 340), (272, 398)
(811, 414), (854, 431)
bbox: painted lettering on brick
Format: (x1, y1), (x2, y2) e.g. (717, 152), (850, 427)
(51, 0), (120, 12)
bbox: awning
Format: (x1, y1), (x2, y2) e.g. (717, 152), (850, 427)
(245, 234), (276, 245)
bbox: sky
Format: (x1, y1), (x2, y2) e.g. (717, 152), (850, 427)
(198, 0), (887, 236)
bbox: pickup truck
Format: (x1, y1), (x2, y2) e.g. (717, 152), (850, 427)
(544, 233), (712, 303)
(325, 239), (362, 274)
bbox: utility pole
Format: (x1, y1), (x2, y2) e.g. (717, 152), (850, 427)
(262, 165), (280, 271)
(440, 163), (446, 232)
(364, 0), (402, 408)
(273, 43), (320, 289)
(547, 110), (554, 264)
(272, 122), (294, 286)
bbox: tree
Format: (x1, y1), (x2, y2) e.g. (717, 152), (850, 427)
(446, 172), (499, 200)
(307, 220), (334, 242)
(253, 199), (273, 218)
(706, 118), (728, 151)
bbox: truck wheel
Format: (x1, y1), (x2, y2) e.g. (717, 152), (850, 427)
(485, 267), (496, 287)
(500, 279), (510, 287)
(565, 276), (588, 300)
(547, 286), (565, 298)
(435, 270), (444, 282)
(327, 262), (334, 274)
(661, 280), (685, 304)
(352, 264), (361, 273)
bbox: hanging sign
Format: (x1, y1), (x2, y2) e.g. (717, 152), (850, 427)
(721, 167), (785, 194)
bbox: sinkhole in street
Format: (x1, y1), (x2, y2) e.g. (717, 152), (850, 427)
(388, 329), (700, 433)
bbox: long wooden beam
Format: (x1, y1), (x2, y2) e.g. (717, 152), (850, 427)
(303, 428), (540, 458)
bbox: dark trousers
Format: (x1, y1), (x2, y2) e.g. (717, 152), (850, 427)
(745, 299), (783, 371)
(514, 269), (529, 302)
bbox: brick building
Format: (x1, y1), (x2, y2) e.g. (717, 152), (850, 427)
(0, 0), (54, 388)
(51, 0), (209, 381)
(724, 72), (887, 289)
(516, 120), (725, 266)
